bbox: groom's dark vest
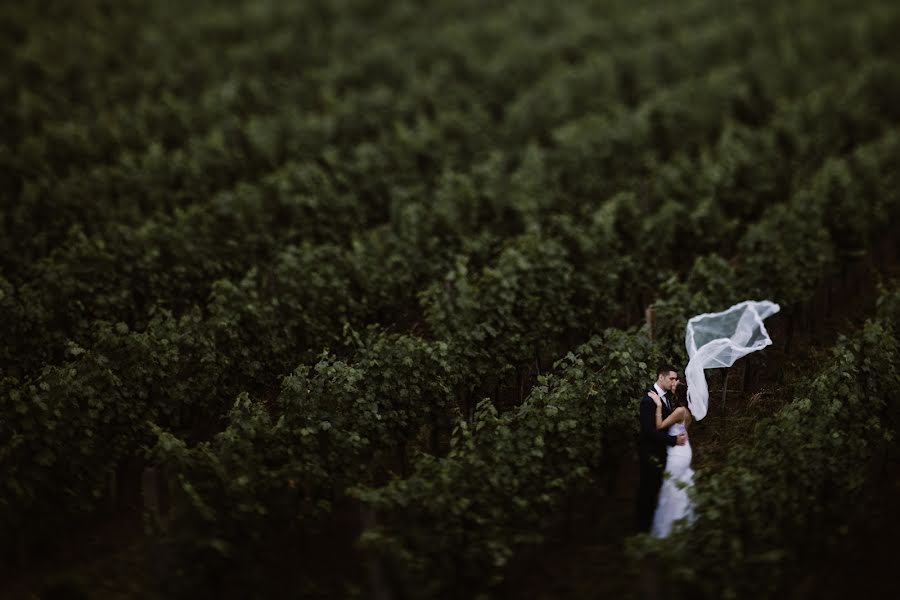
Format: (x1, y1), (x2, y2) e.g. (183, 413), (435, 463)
(636, 388), (678, 532)
(639, 388), (677, 466)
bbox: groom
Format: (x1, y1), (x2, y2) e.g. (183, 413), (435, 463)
(636, 364), (687, 533)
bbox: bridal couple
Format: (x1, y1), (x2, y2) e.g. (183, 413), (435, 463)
(632, 300), (781, 538)
(636, 364), (696, 538)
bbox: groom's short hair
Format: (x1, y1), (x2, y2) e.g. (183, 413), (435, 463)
(656, 364), (677, 378)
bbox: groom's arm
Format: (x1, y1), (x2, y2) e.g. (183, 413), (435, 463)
(640, 396), (677, 447)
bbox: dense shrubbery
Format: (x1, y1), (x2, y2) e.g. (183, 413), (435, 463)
(631, 287), (900, 598)
(355, 329), (664, 598)
(3, 0), (900, 597)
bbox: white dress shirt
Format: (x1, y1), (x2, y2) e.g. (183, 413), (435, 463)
(653, 383), (670, 411)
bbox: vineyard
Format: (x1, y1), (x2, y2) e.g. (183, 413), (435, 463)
(2, 0), (900, 598)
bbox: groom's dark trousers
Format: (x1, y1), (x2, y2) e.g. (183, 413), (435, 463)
(636, 390), (677, 532)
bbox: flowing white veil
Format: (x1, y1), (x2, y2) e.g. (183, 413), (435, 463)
(684, 300), (780, 420)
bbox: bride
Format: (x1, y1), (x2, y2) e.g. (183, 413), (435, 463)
(640, 300), (780, 538)
(648, 383), (695, 538)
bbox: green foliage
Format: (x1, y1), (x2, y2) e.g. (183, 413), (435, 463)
(1, 318), (178, 537)
(3, 0), (900, 596)
(630, 286), (900, 598)
(354, 330), (665, 598)
(149, 328), (461, 593)
(649, 255), (742, 364)
(421, 233), (577, 386)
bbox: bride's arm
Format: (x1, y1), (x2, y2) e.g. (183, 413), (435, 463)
(649, 392), (684, 430)
(657, 406), (685, 430)
(642, 395), (677, 447)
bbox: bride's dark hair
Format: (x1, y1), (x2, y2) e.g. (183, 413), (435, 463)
(674, 381), (689, 407)
(675, 382), (694, 430)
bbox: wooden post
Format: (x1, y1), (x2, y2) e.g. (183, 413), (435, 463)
(784, 310), (795, 359)
(360, 506), (394, 600)
(143, 465), (174, 530)
(517, 366), (524, 405)
(722, 368), (730, 434)
(645, 306), (656, 341)
(430, 420), (440, 456)
(741, 361), (750, 392)
(141, 467), (167, 592)
(107, 468), (118, 511)
(398, 442), (408, 479)
(16, 532), (26, 569)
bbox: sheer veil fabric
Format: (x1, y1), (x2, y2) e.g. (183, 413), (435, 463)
(684, 301), (780, 421)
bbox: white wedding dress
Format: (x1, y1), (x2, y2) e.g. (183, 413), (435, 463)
(651, 420), (695, 538)
(643, 300), (779, 539)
